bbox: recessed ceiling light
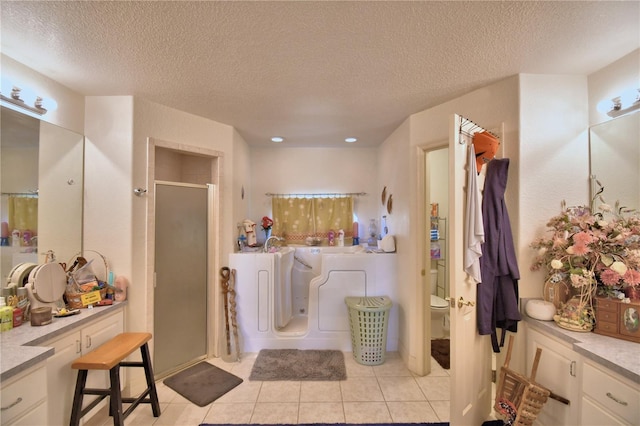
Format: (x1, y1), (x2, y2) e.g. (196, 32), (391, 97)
(271, 136), (284, 143)
(345, 137), (357, 143)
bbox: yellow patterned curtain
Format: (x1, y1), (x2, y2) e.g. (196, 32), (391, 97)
(272, 196), (353, 244)
(8, 196), (38, 234)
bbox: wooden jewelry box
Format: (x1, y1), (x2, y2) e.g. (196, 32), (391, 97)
(594, 297), (640, 343)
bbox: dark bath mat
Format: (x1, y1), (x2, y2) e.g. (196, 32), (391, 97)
(163, 361), (243, 407)
(431, 338), (450, 369)
(249, 349), (347, 381)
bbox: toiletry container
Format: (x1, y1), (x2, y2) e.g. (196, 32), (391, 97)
(337, 229), (344, 247)
(11, 230), (21, 247)
(0, 297), (14, 331)
(430, 270), (449, 338)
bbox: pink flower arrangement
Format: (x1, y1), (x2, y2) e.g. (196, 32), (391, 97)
(261, 216), (273, 231)
(531, 201), (640, 300)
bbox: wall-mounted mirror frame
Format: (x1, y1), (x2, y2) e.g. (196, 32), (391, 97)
(589, 110), (640, 214)
(1, 105), (84, 282)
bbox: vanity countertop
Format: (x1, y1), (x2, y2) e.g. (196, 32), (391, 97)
(0, 302), (126, 382)
(523, 313), (639, 383)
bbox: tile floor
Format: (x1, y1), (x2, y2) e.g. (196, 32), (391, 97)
(85, 351), (451, 425)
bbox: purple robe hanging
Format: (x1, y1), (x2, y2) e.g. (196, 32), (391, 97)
(478, 158), (521, 353)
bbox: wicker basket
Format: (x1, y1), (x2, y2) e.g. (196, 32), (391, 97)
(494, 336), (550, 426)
(67, 250), (110, 283)
(65, 287), (108, 309)
(64, 250), (111, 309)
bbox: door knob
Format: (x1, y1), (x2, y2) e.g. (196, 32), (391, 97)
(458, 297), (475, 308)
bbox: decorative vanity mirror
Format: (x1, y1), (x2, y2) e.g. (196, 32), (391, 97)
(589, 111), (640, 213)
(1, 106), (84, 283)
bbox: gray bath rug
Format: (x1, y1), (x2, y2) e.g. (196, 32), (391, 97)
(249, 349), (347, 381)
(163, 361), (243, 406)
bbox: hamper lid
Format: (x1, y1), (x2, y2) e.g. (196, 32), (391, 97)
(345, 296), (392, 310)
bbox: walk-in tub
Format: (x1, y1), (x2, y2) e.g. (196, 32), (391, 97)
(229, 245), (397, 352)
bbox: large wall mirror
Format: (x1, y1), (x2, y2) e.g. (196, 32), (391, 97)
(1, 106), (84, 283)
(589, 111), (640, 213)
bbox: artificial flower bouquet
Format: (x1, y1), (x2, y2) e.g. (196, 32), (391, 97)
(530, 199), (640, 331)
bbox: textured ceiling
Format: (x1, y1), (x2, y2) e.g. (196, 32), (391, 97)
(1, 1), (638, 148)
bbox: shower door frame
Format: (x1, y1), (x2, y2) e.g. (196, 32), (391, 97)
(154, 181), (211, 377)
(146, 137), (223, 380)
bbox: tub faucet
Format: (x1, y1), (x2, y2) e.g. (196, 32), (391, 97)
(264, 236), (285, 252)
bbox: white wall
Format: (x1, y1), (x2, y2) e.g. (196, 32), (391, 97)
(400, 76), (520, 371)
(247, 147), (379, 243)
(518, 75), (589, 301)
(232, 128), (253, 247)
(1, 54), (85, 134)
(376, 118), (411, 359)
(84, 96), (239, 335)
(588, 49), (640, 126)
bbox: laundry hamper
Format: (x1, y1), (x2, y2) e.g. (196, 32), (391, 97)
(494, 336), (551, 426)
(345, 296), (392, 365)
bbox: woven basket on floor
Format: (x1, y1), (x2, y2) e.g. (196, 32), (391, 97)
(494, 336), (550, 426)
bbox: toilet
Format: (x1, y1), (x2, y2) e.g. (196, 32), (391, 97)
(430, 269), (449, 338)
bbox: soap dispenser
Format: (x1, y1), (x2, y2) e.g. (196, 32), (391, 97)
(337, 229), (345, 247)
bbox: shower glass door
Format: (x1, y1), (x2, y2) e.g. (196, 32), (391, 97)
(154, 182), (208, 377)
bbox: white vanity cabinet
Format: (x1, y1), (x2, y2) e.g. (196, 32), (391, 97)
(0, 363), (48, 425)
(581, 359), (639, 425)
(525, 327), (580, 425)
(44, 310), (124, 426)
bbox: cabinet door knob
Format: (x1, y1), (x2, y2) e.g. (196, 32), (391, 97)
(606, 392), (628, 406)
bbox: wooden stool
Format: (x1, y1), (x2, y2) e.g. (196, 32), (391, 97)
(69, 332), (161, 426)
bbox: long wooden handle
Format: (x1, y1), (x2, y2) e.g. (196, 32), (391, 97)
(530, 347), (542, 381)
(503, 335), (514, 368)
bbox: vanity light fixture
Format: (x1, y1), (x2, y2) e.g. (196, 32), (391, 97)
(598, 88), (640, 118)
(271, 136), (284, 143)
(345, 137), (357, 143)
(0, 85), (56, 116)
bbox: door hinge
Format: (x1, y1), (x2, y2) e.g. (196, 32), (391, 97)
(492, 369), (497, 383)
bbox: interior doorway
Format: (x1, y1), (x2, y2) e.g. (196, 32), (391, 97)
(146, 138), (222, 379)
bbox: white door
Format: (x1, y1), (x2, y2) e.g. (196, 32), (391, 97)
(449, 114), (492, 425)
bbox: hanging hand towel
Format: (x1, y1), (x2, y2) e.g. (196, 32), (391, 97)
(464, 144), (484, 283)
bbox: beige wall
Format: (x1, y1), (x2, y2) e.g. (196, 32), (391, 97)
(588, 49), (640, 126)
(247, 147), (379, 243)
(1, 54), (85, 133)
(83, 96), (239, 336)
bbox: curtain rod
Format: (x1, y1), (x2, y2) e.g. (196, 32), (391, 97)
(1, 192), (38, 196)
(265, 192), (367, 198)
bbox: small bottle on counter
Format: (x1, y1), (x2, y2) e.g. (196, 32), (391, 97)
(12, 304), (23, 327)
(0, 297), (14, 332)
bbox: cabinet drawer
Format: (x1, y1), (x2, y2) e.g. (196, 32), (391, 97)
(596, 298), (618, 312)
(581, 397), (626, 426)
(595, 319), (617, 333)
(583, 362), (639, 425)
(0, 364), (47, 425)
(596, 309), (618, 323)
